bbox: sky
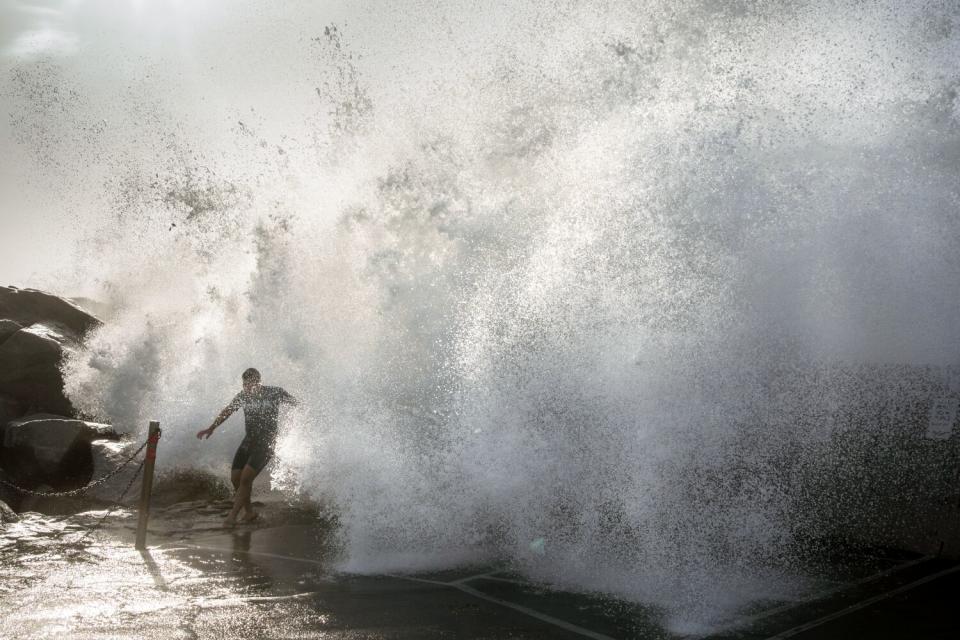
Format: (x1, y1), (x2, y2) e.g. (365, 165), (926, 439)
(0, 0), (558, 291)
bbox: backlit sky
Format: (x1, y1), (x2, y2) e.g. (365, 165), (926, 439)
(0, 0), (571, 292)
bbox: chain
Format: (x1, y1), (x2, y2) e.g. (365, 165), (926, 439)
(69, 456), (147, 550)
(0, 440), (148, 497)
(0, 432), (160, 556)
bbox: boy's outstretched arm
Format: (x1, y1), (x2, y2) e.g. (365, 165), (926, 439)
(197, 397), (241, 439)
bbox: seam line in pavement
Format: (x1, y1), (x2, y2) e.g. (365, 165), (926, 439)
(451, 571), (500, 584)
(465, 574), (534, 586)
(383, 573), (618, 640)
(382, 573), (451, 586)
(761, 562), (960, 640)
(702, 554), (935, 638)
(452, 582), (618, 640)
(177, 543), (617, 640)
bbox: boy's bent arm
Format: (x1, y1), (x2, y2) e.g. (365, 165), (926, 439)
(280, 389), (299, 406)
(197, 401), (240, 439)
(210, 404), (238, 430)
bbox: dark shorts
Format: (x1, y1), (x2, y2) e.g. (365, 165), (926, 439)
(231, 439), (273, 472)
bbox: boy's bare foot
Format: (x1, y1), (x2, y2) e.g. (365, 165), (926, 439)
(240, 512), (260, 524)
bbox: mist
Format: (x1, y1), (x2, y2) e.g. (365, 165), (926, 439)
(2, 0), (959, 631)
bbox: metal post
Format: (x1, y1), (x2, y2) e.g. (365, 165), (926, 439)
(135, 421), (161, 550)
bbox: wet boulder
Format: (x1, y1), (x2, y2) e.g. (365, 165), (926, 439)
(0, 287), (103, 417)
(0, 395), (22, 503)
(0, 319), (22, 345)
(66, 296), (112, 322)
(0, 481), (15, 510)
(0, 323), (81, 416)
(0, 416), (120, 490)
(85, 439), (144, 503)
(0, 499), (18, 525)
(0, 286), (101, 338)
(0, 394), (23, 433)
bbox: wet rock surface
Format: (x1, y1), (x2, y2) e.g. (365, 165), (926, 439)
(0, 322), (81, 416)
(4, 415), (119, 455)
(0, 499), (18, 524)
(0, 394), (22, 434)
(0, 286), (101, 338)
(0, 287), (116, 512)
(8, 497), (606, 639)
(2, 497), (958, 640)
(0, 416), (122, 498)
(0, 286), (103, 433)
(0, 497), (594, 640)
(0, 287), (102, 416)
(0, 499), (344, 640)
(84, 439), (143, 502)
(0, 318), (22, 345)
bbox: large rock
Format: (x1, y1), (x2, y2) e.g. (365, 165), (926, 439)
(0, 287), (104, 417)
(85, 439), (144, 503)
(0, 286), (101, 338)
(0, 319), (22, 346)
(0, 416), (119, 490)
(0, 288), (108, 510)
(0, 323), (80, 415)
(0, 394), (23, 432)
(0, 499), (18, 525)
(66, 296), (112, 321)
(0, 394), (23, 502)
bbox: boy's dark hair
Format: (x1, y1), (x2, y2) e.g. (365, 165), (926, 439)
(242, 367), (261, 383)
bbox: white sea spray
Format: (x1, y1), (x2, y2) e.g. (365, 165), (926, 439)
(2, 0), (957, 630)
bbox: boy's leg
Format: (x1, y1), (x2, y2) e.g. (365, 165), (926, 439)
(241, 463), (256, 519)
(230, 443), (248, 491)
(241, 447), (272, 520)
(226, 464), (260, 525)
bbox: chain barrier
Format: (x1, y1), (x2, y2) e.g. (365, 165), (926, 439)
(0, 429), (160, 554)
(0, 440), (148, 498)
(70, 456), (147, 550)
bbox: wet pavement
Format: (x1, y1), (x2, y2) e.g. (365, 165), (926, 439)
(1, 499), (958, 639)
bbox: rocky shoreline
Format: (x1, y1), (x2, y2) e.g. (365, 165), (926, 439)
(0, 286), (171, 518)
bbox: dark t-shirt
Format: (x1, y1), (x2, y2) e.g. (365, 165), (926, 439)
(227, 385), (296, 446)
